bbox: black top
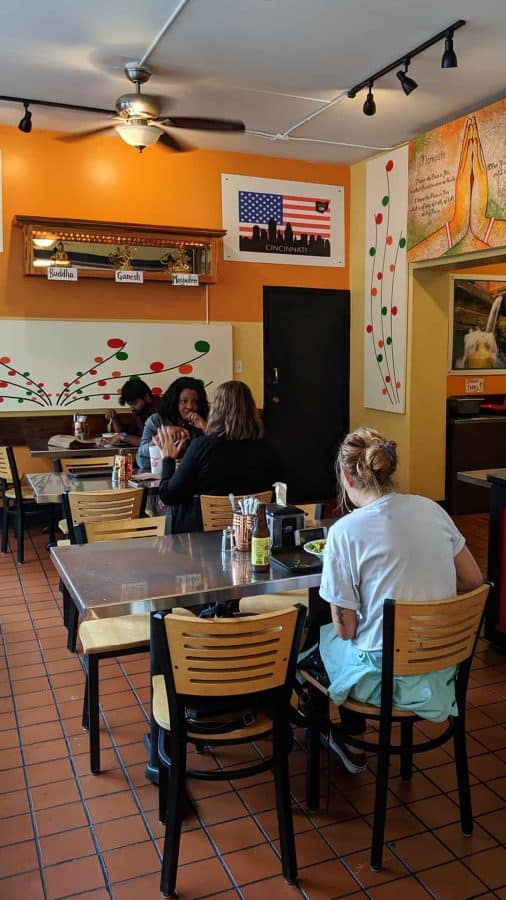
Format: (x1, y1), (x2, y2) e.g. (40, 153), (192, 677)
(159, 433), (283, 532)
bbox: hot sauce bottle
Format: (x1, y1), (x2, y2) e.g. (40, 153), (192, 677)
(251, 503), (271, 572)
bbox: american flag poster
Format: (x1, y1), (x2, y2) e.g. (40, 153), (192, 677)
(221, 174), (344, 266)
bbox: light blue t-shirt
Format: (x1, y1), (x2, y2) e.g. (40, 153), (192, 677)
(319, 492), (465, 651)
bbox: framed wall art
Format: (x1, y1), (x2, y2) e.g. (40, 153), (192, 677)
(449, 275), (506, 373)
(221, 173), (345, 267)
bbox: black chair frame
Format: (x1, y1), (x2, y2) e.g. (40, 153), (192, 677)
(1, 446), (57, 563)
(305, 591), (489, 872)
(152, 606), (306, 898)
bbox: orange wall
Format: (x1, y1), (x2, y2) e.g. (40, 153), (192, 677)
(0, 126), (349, 324)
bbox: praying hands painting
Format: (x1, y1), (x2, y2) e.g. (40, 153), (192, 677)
(408, 97), (506, 262)
(449, 276), (506, 373)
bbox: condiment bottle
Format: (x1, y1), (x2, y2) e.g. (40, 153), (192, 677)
(251, 503), (270, 572)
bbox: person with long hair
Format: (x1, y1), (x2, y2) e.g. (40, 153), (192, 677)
(136, 376), (209, 472)
(310, 426), (483, 774)
(153, 380), (282, 532)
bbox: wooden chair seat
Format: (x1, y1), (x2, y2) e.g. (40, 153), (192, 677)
(240, 589), (308, 614)
(300, 667), (415, 717)
(5, 485), (34, 501)
(79, 614), (150, 654)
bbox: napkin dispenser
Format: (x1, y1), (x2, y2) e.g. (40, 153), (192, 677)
(266, 503), (305, 549)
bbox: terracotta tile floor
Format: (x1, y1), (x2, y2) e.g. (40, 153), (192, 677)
(0, 515), (505, 899)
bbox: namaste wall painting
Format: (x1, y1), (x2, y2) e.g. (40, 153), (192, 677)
(364, 146), (408, 414)
(408, 97), (506, 262)
(221, 174), (345, 266)
(0, 320), (232, 412)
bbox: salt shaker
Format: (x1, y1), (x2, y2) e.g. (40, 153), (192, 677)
(221, 525), (234, 551)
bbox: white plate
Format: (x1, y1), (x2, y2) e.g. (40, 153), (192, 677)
(303, 540), (326, 559)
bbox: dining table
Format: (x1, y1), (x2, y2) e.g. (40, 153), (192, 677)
(50, 529), (331, 781)
(26, 471), (160, 504)
(27, 437), (126, 470)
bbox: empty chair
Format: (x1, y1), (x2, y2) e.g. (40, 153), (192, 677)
(0, 445), (56, 563)
(61, 487), (145, 651)
(78, 514), (167, 773)
(199, 490), (272, 531)
(60, 455), (115, 473)
(301, 584), (490, 871)
(152, 606), (306, 897)
(63, 487), (145, 541)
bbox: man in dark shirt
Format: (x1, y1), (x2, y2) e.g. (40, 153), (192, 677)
(104, 378), (162, 447)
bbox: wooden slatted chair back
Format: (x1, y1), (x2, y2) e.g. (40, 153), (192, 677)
(200, 490), (273, 532)
(0, 446), (13, 484)
(60, 456), (115, 473)
(164, 607), (299, 696)
(67, 488), (144, 526)
(84, 515), (166, 543)
(390, 584), (490, 676)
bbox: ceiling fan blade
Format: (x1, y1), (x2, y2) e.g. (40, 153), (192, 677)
(57, 124), (116, 142)
(150, 121), (192, 152)
(162, 116), (245, 133)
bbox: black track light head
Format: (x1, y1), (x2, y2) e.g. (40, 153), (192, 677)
(396, 59), (418, 95)
(18, 101), (32, 133)
(363, 82), (376, 116)
(441, 30), (458, 68)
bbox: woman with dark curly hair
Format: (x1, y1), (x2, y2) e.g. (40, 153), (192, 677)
(152, 380), (282, 533)
(136, 376), (209, 472)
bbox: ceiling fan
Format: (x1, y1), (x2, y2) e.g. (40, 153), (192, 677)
(0, 63), (245, 153)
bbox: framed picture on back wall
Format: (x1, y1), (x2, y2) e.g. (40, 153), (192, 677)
(449, 275), (506, 373)
(221, 174), (345, 267)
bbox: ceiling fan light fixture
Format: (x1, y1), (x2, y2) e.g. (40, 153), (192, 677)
(18, 101), (32, 133)
(115, 122), (161, 152)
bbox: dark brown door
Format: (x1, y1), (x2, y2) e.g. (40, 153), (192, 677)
(263, 286), (350, 502)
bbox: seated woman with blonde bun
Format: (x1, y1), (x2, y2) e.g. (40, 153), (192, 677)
(312, 426), (483, 775)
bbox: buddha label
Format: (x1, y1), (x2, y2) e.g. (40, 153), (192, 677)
(47, 267), (78, 280)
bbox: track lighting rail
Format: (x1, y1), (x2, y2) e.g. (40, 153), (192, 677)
(347, 18), (466, 99)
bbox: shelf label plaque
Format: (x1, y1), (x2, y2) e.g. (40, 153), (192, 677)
(47, 267), (78, 281)
(171, 273), (199, 286)
(115, 270), (144, 283)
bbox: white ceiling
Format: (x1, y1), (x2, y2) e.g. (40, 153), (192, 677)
(0, 0), (505, 164)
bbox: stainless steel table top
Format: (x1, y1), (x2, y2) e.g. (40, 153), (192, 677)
(50, 530), (323, 620)
(26, 472), (159, 504)
(456, 468), (506, 488)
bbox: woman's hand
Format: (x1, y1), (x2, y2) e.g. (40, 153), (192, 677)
(185, 412), (207, 431)
(153, 426), (189, 460)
